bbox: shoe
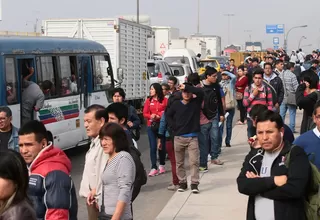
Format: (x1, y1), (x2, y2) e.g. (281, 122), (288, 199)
(211, 159), (224, 165)
(226, 144), (231, 147)
(178, 182), (188, 192)
(199, 167), (208, 173)
(191, 184), (200, 194)
(159, 165), (166, 174)
(167, 184), (179, 191)
(148, 169), (159, 177)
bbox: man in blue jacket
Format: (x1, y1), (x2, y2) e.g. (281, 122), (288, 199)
(0, 106), (19, 152)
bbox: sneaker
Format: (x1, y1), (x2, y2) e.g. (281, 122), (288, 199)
(199, 167), (208, 173)
(178, 182), (188, 192)
(191, 184), (200, 194)
(159, 165), (166, 174)
(211, 159), (224, 165)
(226, 144), (231, 147)
(167, 184), (179, 191)
(148, 169), (159, 177)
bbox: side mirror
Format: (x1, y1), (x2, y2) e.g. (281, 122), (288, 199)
(174, 70), (180, 76)
(117, 68), (124, 83)
(165, 72), (171, 76)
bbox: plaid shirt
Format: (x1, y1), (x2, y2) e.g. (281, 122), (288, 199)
(243, 84), (273, 116)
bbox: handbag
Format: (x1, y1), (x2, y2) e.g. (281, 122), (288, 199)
(235, 91), (243, 100)
(281, 72), (296, 105)
(151, 121), (160, 133)
(98, 185), (113, 220)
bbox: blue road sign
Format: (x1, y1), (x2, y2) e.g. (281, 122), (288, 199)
(266, 24), (284, 34)
(273, 37), (279, 45)
(274, 45), (279, 50)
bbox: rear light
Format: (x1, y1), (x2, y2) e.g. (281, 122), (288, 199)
(157, 72), (162, 78)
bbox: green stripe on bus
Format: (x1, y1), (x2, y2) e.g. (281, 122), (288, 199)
(39, 104), (79, 115)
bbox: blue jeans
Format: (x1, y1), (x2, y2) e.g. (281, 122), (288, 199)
(210, 114), (220, 160)
(198, 122), (212, 167)
(247, 118), (256, 139)
(147, 127), (166, 169)
(219, 108), (235, 146)
(280, 103), (297, 132)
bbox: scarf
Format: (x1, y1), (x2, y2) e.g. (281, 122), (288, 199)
(0, 192), (16, 215)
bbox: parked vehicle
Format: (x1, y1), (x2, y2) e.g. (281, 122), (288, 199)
(190, 35), (222, 57)
(211, 56), (229, 69)
(147, 60), (173, 84)
(169, 38), (206, 58)
(163, 49), (199, 73)
(198, 58), (221, 74)
(169, 64), (192, 83)
(152, 26), (180, 56)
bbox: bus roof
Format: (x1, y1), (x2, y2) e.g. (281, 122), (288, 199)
(0, 36), (108, 55)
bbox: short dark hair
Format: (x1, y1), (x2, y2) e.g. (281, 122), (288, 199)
(99, 123), (130, 153)
(263, 62), (273, 69)
(0, 150), (30, 206)
(112, 88), (126, 99)
(84, 104), (105, 120)
(252, 68), (264, 77)
(187, 73), (200, 86)
(42, 80), (53, 91)
(256, 110), (284, 130)
(0, 106), (12, 117)
(251, 58), (259, 63)
(237, 65), (245, 72)
(312, 59), (319, 65)
(168, 76), (178, 85)
(161, 83), (170, 91)
(249, 104), (268, 119)
(204, 66), (217, 78)
(230, 59), (235, 62)
(275, 60), (284, 65)
(286, 62), (295, 70)
(105, 103), (128, 125)
(313, 101), (320, 115)
(18, 120), (48, 143)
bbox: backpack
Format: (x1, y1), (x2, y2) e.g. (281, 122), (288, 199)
(285, 145), (320, 220)
(202, 86), (219, 120)
(307, 91), (320, 131)
(224, 86), (235, 110)
(129, 145), (147, 202)
(263, 80), (278, 106)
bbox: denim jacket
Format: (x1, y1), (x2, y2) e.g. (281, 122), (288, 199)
(158, 114), (170, 138)
(8, 125), (19, 152)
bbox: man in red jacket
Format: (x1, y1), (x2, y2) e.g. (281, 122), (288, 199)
(19, 120), (78, 220)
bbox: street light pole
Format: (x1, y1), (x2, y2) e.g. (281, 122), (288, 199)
(224, 13), (235, 45)
(298, 36), (307, 49)
(137, 0), (139, 24)
(283, 25), (307, 51)
(197, 0), (200, 34)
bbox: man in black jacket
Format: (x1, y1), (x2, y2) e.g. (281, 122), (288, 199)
(166, 83), (204, 193)
(237, 110), (310, 220)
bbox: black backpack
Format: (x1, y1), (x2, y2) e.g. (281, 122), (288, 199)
(129, 145), (147, 201)
(202, 86), (219, 120)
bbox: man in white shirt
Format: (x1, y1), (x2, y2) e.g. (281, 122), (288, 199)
(79, 104), (108, 220)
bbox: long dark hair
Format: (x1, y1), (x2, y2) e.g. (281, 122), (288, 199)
(150, 83), (164, 103)
(0, 150), (30, 206)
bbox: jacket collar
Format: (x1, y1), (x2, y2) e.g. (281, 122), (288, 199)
(254, 141), (292, 157)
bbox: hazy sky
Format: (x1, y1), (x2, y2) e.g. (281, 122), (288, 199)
(1, 0), (319, 53)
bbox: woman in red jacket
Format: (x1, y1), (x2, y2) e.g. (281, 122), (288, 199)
(235, 65), (248, 125)
(143, 83), (168, 177)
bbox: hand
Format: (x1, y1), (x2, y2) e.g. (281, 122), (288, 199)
(157, 139), (162, 150)
(127, 121), (133, 127)
(178, 84), (185, 90)
(274, 175), (287, 187)
(151, 114), (156, 119)
(155, 114), (161, 119)
(220, 116), (225, 122)
(34, 107), (40, 111)
(252, 87), (259, 97)
(86, 189), (96, 206)
(246, 171), (260, 178)
(28, 67), (34, 75)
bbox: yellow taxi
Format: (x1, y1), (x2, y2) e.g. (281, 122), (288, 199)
(198, 58), (220, 75)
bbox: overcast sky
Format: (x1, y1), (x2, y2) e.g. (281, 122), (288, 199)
(1, 0), (319, 53)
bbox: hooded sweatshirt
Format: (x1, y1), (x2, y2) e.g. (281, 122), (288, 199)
(28, 143), (78, 220)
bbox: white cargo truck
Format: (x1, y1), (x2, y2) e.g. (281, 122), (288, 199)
(169, 38), (206, 58)
(190, 35), (222, 57)
(152, 26), (180, 56)
(42, 18), (152, 110)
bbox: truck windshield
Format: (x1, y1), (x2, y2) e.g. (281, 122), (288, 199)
(164, 57), (190, 65)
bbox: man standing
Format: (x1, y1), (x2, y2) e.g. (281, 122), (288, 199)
(166, 83), (204, 193)
(79, 104), (108, 220)
(243, 68), (273, 139)
(0, 106), (19, 152)
(274, 60), (285, 75)
(237, 110), (310, 220)
(279, 62), (299, 133)
(263, 62), (284, 112)
(19, 120), (78, 220)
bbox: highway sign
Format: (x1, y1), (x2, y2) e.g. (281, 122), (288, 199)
(273, 37), (279, 45)
(266, 24), (284, 34)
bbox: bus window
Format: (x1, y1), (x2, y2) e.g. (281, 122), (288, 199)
(59, 56), (78, 96)
(93, 55), (111, 91)
(36, 56), (58, 99)
(5, 58), (18, 105)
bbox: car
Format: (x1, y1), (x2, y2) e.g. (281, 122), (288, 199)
(169, 64), (192, 83)
(147, 60), (173, 84)
(211, 56), (229, 69)
(198, 58), (221, 75)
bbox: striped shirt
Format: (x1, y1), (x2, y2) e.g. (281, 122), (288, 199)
(279, 70), (299, 94)
(243, 84), (273, 116)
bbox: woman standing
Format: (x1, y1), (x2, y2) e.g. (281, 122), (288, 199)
(0, 150), (36, 220)
(143, 83), (168, 177)
(97, 123), (136, 220)
(235, 65), (248, 125)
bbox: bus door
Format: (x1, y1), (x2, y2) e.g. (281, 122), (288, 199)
(15, 56), (37, 127)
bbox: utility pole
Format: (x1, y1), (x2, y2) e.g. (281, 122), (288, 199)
(197, 0), (200, 34)
(224, 13), (235, 45)
(137, 0), (139, 24)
